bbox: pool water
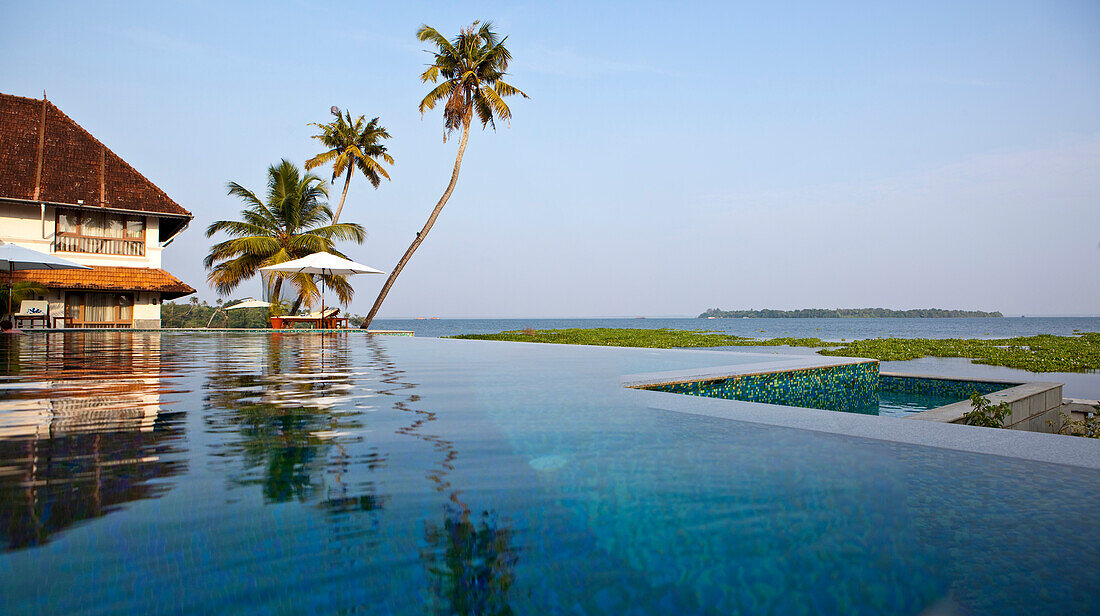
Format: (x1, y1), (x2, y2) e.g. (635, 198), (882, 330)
(877, 390), (967, 415)
(0, 332), (1097, 615)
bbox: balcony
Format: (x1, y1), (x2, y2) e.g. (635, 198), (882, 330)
(55, 234), (145, 257)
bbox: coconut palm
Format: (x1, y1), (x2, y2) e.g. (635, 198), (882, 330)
(205, 159), (366, 309)
(305, 110), (394, 224)
(360, 20), (527, 329)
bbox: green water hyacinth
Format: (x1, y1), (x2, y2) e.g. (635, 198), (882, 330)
(819, 333), (1100, 372)
(448, 329), (1100, 373)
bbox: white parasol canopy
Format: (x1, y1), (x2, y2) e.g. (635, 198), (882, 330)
(0, 241), (92, 316)
(226, 298), (272, 310)
(259, 252), (385, 277)
(259, 252), (385, 318)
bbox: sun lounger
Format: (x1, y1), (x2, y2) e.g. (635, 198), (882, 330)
(279, 308), (346, 329)
(13, 300), (49, 329)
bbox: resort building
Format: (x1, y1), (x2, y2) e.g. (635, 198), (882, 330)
(0, 92), (194, 327)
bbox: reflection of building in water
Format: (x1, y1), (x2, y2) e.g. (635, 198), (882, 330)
(0, 332), (186, 551)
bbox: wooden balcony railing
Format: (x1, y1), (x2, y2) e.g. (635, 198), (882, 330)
(55, 234), (145, 257)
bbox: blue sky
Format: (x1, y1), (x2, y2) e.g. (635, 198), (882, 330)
(4, 1), (1098, 316)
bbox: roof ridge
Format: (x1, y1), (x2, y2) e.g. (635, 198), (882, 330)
(36, 97), (191, 217)
(0, 92), (192, 218)
(0, 92), (46, 105)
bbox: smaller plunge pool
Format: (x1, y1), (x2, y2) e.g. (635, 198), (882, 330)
(638, 363), (1020, 418)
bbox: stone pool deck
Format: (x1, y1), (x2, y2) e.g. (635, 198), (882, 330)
(621, 349), (1098, 470)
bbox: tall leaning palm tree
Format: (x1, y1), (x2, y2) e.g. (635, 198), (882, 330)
(205, 159), (366, 309)
(361, 20), (527, 329)
(305, 110), (394, 224)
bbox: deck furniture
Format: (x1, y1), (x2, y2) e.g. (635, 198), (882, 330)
(274, 308), (345, 329)
(13, 300), (49, 329)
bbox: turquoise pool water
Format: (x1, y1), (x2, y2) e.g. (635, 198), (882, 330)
(0, 332), (1097, 615)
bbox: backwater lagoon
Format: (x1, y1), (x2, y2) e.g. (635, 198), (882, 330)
(0, 331), (1097, 615)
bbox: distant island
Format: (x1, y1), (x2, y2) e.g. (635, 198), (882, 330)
(698, 308), (1004, 319)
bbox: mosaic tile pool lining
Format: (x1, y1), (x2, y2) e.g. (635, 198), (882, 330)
(640, 365), (1019, 415)
(641, 362), (880, 413)
(879, 374), (1017, 399)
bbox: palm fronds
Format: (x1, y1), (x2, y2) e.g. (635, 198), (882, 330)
(306, 112), (393, 223)
(416, 20), (528, 139)
(205, 160), (366, 305)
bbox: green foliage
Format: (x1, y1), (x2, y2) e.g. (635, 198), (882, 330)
(699, 307), (1004, 318)
(205, 159), (366, 308)
(417, 20), (528, 137)
(450, 328), (1100, 373)
(962, 393), (1012, 428)
(266, 298), (295, 318)
(0, 280), (48, 313)
(161, 299), (271, 329)
(819, 333), (1100, 372)
(449, 328), (820, 349)
(346, 313), (367, 328)
(305, 111), (393, 223)
(1054, 407), (1100, 439)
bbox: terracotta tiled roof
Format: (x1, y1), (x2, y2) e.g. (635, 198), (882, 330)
(12, 266), (196, 300)
(0, 93), (191, 218)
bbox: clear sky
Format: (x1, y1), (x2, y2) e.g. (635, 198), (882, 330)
(3, 1), (1098, 317)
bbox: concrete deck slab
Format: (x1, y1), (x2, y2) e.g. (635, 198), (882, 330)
(627, 386), (1099, 470)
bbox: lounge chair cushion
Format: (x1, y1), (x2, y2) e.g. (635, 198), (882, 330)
(14, 300), (49, 317)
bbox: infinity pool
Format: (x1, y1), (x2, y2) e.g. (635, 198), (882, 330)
(0, 332), (1097, 615)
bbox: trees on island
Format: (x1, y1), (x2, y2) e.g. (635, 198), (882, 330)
(698, 308), (1005, 318)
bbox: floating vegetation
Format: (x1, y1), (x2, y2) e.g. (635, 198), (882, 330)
(820, 333), (1100, 372)
(450, 328), (776, 348)
(448, 329), (1100, 373)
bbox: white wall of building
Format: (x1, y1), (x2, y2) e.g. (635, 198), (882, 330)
(3, 201), (173, 327)
(24, 289), (161, 328)
(0, 201), (162, 268)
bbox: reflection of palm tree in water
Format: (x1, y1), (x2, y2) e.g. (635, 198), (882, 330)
(204, 333), (382, 505)
(367, 338), (518, 615)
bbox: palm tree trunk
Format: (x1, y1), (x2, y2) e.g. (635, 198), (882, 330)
(332, 166), (354, 224)
(361, 118), (472, 329)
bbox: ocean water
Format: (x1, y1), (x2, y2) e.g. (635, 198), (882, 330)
(372, 316), (1100, 340)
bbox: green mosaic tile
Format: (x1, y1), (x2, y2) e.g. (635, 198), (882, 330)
(646, 362), (879, 413)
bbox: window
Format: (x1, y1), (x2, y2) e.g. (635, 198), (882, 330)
(55, 209), (146, 256)
(65, 293), (134, 328)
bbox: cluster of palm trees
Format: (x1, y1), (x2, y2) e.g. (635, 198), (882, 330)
(205, 21), (526, 327)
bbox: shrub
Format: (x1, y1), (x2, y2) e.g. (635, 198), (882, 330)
(1052, 405), (1100, 439)
(962, 393), (1011, 428)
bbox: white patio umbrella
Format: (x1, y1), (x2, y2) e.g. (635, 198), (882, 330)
(259, 252), (384, 320)
(226, 298), (272, 310)
(0, 241), (91, 317)
(205, 298), (273, 327)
